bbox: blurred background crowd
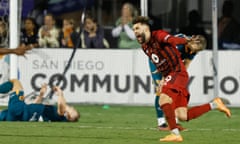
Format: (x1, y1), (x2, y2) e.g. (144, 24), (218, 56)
(0, 0), (240, 50)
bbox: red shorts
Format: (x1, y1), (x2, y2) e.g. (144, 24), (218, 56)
(161, 69), (190, 109)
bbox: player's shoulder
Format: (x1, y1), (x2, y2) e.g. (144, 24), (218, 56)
(152, 30), (170, 40)
(152, 30), (168, 34)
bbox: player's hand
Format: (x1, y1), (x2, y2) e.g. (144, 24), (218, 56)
(188, 35), (203, 45)
(191, 35), (201, 43)
(13, 45), (31, 56)
(40, 83), (47, 96)
(184, 36), (192, 42)
(53, 86), (63, 96)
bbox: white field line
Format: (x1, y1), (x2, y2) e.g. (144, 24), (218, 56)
(76, 125), (240, 132)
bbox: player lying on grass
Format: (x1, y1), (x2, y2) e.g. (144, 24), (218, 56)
(0, 79), (80, 122)
(132, 16), (231, 142)
(33, 83), (80, 122)
(150, 34), (206, 131)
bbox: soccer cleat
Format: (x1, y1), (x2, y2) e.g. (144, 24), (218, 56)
(160, 133), (183, 142)
(213, 97), (231, 118)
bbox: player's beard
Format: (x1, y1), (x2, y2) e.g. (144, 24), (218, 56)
(138, 33), (146, 44)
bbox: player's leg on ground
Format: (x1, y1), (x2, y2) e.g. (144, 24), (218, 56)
(159, 93), (183, 142)
(0, 80), (13, 93)
(156, 93), (186, 131)
(148, 60), (168, 130)
(6, 79), (25, 121)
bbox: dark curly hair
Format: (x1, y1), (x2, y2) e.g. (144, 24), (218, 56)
(132, 16), (154, 31)
(133, 16), (150, 26)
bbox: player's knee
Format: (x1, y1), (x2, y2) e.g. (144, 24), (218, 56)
(10, 79), (23, 91)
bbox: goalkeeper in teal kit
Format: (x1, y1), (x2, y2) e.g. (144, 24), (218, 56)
(0, 79), (80, 122)
(150, 34), (207, 130)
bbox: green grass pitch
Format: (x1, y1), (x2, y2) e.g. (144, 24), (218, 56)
(0, 105), (239, 144)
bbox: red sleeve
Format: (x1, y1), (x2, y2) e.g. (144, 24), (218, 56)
(167, 36), (187, 45)
(154, 30), (187, 45)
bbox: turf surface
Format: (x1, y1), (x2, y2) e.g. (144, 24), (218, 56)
(0, 105), (239, 144)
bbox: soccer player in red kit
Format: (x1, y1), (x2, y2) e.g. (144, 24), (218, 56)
(132, 16), (231, 142)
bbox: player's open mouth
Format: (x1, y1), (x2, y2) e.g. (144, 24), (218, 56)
(136, 35), (142, 41)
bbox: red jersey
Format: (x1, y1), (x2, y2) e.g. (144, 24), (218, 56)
(142, 30), (187, 76)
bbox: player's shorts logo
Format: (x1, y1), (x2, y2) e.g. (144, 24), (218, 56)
(164, 75), (172, 85)
(151, 54), (159, 63)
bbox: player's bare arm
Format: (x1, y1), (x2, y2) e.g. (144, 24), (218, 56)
(166, 35), (188, 46)
(53, 86), (80, 121)
(20, 43), (38, 50)
(34, 83), (47, 104)
(53, 86), (67, 115)
(0, 45), (32, 56)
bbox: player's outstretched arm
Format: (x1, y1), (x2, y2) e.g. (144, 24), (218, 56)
(0, 45), (32, 56)
(53, 86), (67, 115)
(53, 86), (80, 121)
(34, 83), (47, 104)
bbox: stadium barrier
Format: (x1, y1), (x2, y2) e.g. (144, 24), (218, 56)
(0, 49), (239, 106)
